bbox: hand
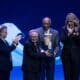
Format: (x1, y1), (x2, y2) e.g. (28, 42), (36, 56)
(67, 26), (74, 34)
(40, 49), (45, 53)
(16, 35), (22, 41)
(44, 50), (53, 57)
(13, 35), (22, 44)
(73, 32), (79, 36)
(74, 26), (79, 33)
(73, 26), (79, 35)
(54, 51), (57, 57)
(76, 32), (79, 35)
(12, 37), (19, 45)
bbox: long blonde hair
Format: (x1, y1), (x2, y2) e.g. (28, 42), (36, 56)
(65, 13), (80, 28)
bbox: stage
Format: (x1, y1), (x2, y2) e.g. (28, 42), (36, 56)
(10, 63), (64, 80)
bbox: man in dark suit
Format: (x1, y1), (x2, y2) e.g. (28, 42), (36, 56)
(22, 30), (51, 80)
(0, 25), (21, 80)
(36, 17), (59, 80)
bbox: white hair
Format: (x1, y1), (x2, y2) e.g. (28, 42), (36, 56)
(29, 29), (38, 36)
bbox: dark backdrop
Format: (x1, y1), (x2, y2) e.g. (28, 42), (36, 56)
(0, 0), (80, 43)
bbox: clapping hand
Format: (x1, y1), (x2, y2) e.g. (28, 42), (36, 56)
(12, 35), (22, 46)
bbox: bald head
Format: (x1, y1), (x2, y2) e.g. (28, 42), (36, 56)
(42, 17), (51, 23)
(42, 17), (52, 30)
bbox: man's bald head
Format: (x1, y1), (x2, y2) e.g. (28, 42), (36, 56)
(42, 17), (51, 24)
(42, 17), (52, 30)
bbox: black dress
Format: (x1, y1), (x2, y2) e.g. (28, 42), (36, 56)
(61, 27), (80, 80)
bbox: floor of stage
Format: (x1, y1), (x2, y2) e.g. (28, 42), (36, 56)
(10, 65), (64, 80)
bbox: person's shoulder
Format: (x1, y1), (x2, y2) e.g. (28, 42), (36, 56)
(62, 26), (66, 29)
(0, 39), (4, 43)
(51, 28), (58, 34)
(24, 40), (31, 46)
(61, 26), (67, 32)
(36, 27), (42, 31)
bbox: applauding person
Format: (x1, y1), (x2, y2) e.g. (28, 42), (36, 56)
(0, 25), (22, 80)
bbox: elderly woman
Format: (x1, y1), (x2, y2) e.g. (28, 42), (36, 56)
(61, 13), (80, 80)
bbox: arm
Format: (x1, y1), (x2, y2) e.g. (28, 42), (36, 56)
(61, 27), (73, 44)
(53, 31), (60, 56)
(23, 43), (46, 58)
(70, 32), (80, 45)
(9, 43), (17, 52)
(0, 42), (16, 54)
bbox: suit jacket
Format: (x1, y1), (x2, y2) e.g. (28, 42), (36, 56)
(36, 27), (59, 56)
(61, 26), (80, 62)
(22, 40), (47, 72)
(0, 39), (16, 71)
